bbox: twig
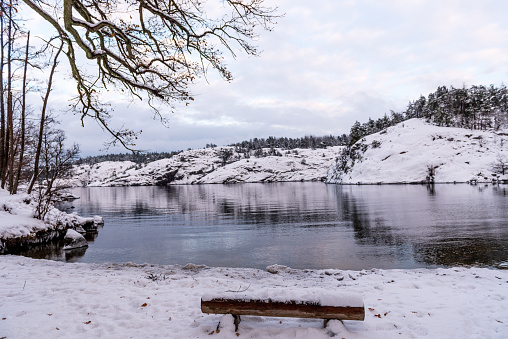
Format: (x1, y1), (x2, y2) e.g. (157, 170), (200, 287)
(227, 284), (250, 293)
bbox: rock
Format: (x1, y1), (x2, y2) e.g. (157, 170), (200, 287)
(64, 147), (342, 186)
(74, 216), (97, 232)
(63, 229), (88, 250)
(74, 225), (86, 233)
(266, 264), (295, 274)
(93, 215), (104, 226)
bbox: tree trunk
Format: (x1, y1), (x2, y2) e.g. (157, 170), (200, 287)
(12, 31), (29, 194)
(0, 0), (5, 186)
(4, 1), (13, 190)
(28, 42), (63, 194)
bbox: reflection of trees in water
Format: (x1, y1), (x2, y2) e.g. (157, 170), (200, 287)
(335, 185), (508, 267)
(426, 183), (436, 196)
(15, 237), (88, 262)
(413, 239), (507, 267)
(338, 187), (397, 247)
(492, 185), (508, 196)
(72, 184), (339, 227)
(61, 184), (508, 268)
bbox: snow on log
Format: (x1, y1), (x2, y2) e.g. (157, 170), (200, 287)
(201, 289), (364, 321)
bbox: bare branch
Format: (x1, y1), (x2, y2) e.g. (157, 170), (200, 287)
(21, 0), (280, 148)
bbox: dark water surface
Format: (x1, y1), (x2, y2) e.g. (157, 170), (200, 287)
(22, 183), (508, 270)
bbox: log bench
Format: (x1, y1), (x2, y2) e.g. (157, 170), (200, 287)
(201, 290), (365, 332)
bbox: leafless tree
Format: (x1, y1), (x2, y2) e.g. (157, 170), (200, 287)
(27, 41), (64, 194)
(21, 0), (278, 148)
(491, 154), (508, 176)
(33, 123), (79, 220)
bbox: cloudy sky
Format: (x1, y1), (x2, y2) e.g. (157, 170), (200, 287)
(24, 0), (508, 156)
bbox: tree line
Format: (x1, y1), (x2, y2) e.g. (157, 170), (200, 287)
(229, 135), (350, 151)
(74, 151), (183, 166)
(75, 134), (351, 165)
(349, 84), (508, 145)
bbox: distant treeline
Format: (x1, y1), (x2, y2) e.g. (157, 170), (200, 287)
(74, 135), (349, 165)
(349, 84), (508, 145)
(75, 84), (508, 165)
(74, 151), (183, 165)
(228, 135), (349, 151)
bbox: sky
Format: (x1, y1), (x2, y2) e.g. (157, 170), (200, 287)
(22, 0), (508, 156)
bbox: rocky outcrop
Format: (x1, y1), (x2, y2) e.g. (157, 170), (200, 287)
(0, 229), (67, 254)
(155, 169), (179, 186)
(0, 189), (105, 254)
(67, 146), (343, 187)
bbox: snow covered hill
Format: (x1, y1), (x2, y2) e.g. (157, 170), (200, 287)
(68, 146), (343, 187)
(327, 118), (508, 184)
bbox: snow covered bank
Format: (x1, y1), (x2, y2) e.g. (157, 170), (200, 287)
(0, 189), (102, 254)
(327, 118), (508, 184)
(68, 146), (343, 187)
(1, 256), (507, 338)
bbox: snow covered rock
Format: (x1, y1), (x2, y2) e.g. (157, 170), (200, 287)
(93, 215), (104, 225)
(217, 314), (237, 333)
(65, 146), (343, 186)
(0, 188), (102, 253)
(327, 118), (508, 184)
(266, 264), (297, 274)
(63, 229), (88, 250)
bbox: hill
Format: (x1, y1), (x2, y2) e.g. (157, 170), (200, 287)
(68, 146), (343, 186)
(327, 119), (508, 184)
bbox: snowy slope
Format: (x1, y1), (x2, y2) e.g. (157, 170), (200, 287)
(327, 119), (508, 184)
(0, 189), (49, 239)
(69, 146), (343, 186)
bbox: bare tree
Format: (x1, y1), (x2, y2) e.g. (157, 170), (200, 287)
(21, 0), (278, 148)
(27, 41), (64, 194)
(10, 31), (30, 194)
(33, 123), (79, 220)
(491, 154), (508, 176)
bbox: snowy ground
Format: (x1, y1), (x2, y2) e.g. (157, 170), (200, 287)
(328, 119), (508, 184)
(1, 256), (507, 338)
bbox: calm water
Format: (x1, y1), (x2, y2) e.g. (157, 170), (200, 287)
(21, 183), (508, 270)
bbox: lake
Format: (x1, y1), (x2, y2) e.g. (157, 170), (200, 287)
(21, 183), (508, 270)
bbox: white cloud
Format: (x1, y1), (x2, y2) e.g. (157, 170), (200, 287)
(20, 0), (508, 155)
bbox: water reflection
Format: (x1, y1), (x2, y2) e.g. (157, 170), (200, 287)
(16, 237), (90, 263)
(336, 185), (508, 268)
(20, 183), (508, 270)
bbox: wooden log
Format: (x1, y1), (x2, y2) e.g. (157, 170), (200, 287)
(201, 298), (365, 321)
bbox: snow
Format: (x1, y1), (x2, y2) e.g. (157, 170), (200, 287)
(0, 189), (47, 239)
(3, 121), (508, 337)
(67, 147), (342, 187)
(328, 118), (508, 184)
(202, 289), (364, 308)
(1, 255), (507, 338)
(63, 229), (88, 250)
(0, 188), (102, 253)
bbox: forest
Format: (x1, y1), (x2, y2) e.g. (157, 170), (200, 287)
(349, 84), (508, 145)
